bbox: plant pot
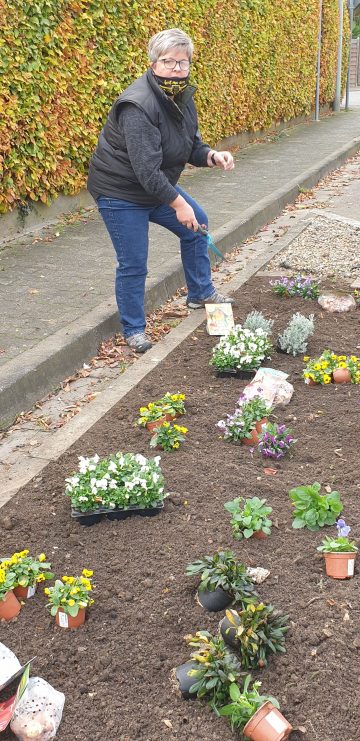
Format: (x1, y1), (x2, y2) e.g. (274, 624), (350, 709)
(146, 417), (167, 432)
(255, 418), (268, 433)
(196, 586), (233, 612)
(323, 551), (357, 579)
(55, 607), (86, 629)
(216, 368), (256, 379)
(174, 661), (199, 700)
(332, 368), (351, 384)
(164, 413), (176, 421)
(0, 591), (21, 621)
(243, 701), (292, 741)
(252, 530), (267, 540)
(241, 428), (259, 446)
(13, 583), (37, 600)
(306, 378), (318, 386)
(219, 610), (240, 650)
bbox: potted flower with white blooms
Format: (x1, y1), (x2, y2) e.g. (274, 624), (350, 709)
(210, 326), (273, 379)
(65, 452), (167, 526)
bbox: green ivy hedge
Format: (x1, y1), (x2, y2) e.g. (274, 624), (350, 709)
(0, 0), (349, 214)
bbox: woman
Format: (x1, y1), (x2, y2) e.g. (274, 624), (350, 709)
(88, 28), (235, 353)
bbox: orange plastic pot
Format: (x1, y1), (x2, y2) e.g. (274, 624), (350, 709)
(146, 417), (167, 432)
(252, 530), (267, 540)
(0, 590), (21, 621)
(14, 583), (37, 600)
(332, 368), (351, 384)
(244, 701), (292, 741)
(306, 378), (317, 386)
(324, 551), (357, 579)
(241, 428), (259, 446)
(255, 418), (268, 433)
(55, 607), (86, 629)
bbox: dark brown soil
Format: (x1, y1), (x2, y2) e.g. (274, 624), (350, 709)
(1, 276), (360, 741)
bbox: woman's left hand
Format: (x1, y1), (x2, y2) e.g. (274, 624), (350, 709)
(209, 151), (235, 171)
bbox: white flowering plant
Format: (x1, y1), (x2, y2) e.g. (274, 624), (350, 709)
(65, 452), (166, 512)
(210, 326), (273, 372)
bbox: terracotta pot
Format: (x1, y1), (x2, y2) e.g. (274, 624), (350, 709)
(0, 590), (21, 621)
(255, 418), (268, 433)
(307, 378), (317, 386)
(252, 530), (267, 540)
(13, 583), (37, 600)
(332, 368), (351, 384)
(243, 701), (292, 741)
(241, 428), (259, 446)
(146, 416), (167, 432)
(165, 413), (176, 421)
(323, 551), (357, 579)
(55, 607), (86, 629)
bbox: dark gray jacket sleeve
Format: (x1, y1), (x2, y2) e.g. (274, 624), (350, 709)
(121, 105), (179, 205)
(188, 127), (211, 167)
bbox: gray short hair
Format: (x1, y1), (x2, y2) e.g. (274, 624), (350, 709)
(148, 29), (194, 63)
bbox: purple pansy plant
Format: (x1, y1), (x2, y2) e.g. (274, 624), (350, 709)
(270, 275), (320, 300)
(258, 422), (297, 460)
(336, 518), (351, 538)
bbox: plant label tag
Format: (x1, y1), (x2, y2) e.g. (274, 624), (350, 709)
(58, 612), (68, 628)
(205, 303), (234, 335)
(27, 585), (36, 598)
(266, 710), (287, 733)
(348, 559), (355, 577)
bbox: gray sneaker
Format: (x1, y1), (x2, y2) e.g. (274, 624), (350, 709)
(186, 289), (236, 310)
(126, 332), (153, 353)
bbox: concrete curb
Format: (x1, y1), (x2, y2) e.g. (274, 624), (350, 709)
(1, 135), (360, 427)
(0, 218), (309, 506)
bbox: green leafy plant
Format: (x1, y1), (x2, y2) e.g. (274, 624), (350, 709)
(185, 631), (242, 705)
(156, 392), (186, 416)
(216, 677), (280, 730)
(277, 312), (314, 355)
(150, 421), (188, 452)
(45, 569), (95, 618)
(224, 497), (273, 540)
(243, 311), (274, 336)
(221, 604), (289, 669)
(1, 550), (53, 588)
(185, 551), (256, 607)
(317, 519), (358, 553)
(289, 482), (343, 531)
(65, 452), (166, 512)
(210, 326), (273, 372)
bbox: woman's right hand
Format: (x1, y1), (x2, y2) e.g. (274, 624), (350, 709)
(170, 194), (198, 230)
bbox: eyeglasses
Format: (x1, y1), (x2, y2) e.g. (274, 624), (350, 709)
(158, 58), (190, 71)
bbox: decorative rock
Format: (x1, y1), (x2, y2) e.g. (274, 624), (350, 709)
(318, 291), (357, 313)
(246, 566), (270, 584)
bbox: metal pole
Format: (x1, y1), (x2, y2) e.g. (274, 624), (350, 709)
(315, 0), (323, 120)
(334, 0), (344, 111)
(345, 0), (354, 110)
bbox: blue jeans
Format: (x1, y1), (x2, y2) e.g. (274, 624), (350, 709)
(97, 185), (214, 337)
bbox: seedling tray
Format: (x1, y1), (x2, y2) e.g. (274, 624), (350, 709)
(216, 368), (256, 379)
(71, 502), (164, 526)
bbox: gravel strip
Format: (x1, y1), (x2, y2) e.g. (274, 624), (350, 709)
(266, 214), (360, 279)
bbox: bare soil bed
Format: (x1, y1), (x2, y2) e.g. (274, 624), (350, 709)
(1, 276), (359, 741)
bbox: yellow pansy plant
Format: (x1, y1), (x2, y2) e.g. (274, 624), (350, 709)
(149, 422), (188, 452)
(45, 572), (95, 618)
(1, 551), (53, 589)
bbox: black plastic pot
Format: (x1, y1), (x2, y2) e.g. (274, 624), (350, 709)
(196, 586), (233, 612)
(71, 501), (164, 526)
(174, 661), (199, 699)
(216, 368), (256, 379)
(219, 609), (241, 649)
